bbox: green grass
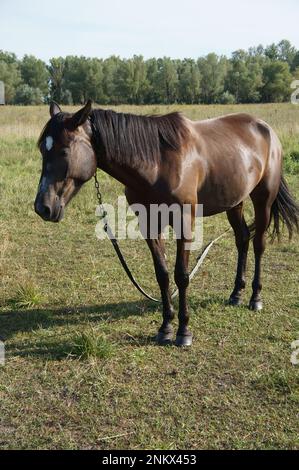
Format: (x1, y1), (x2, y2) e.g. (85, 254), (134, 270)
(8, 281), (43, 309)
(0, 104), (298, 450)
(69, 330), (114, 360)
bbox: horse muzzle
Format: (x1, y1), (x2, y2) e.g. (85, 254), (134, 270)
(34, 195), (65, 223)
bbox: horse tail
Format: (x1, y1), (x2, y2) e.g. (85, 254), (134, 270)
(270, 175), (299, 241)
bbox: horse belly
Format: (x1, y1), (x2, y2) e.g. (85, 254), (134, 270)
(197, 153), (263, 216)
(198, 184), (246, 216)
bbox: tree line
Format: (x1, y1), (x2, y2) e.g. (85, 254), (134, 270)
(1, 39), (299, 105)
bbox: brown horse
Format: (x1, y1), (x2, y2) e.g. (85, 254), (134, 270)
(35, 101), (299, 346)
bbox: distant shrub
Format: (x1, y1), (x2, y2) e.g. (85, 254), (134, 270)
(281, 135), (299, 174)
(14, 84), (44, 105)
(290, 150), (299, 162)
(61, 89), (73, 105)
(219, 91), (236, 105)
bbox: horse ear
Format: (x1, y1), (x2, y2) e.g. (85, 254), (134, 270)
(50, 101), (62, 117)
(67, 100), (92, 130)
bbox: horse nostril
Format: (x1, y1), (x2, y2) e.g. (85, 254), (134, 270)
(43, 205), (51, 220)
(35, 201), (52, 220)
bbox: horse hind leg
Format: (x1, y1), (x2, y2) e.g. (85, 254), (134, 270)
(226, 203), (250, 306)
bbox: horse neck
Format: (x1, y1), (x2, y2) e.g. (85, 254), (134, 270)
(91, 120), (159, 191)
(96, 153), (158, 193)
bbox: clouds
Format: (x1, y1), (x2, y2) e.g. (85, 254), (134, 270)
(0, 0), (298, 61)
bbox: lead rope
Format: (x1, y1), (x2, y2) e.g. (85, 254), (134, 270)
(94, 172), (232, 303)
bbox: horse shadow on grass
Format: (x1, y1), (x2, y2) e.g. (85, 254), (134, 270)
(0, 299), (160, 359)
(0, 293), (228, 360)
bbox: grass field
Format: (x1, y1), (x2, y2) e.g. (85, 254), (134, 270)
(0, 103), (298, 450)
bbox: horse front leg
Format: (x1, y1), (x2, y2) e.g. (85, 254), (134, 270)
(174, 238), (192, 347)
(146, 236), (175, 345)
(249, 202), (271, 311)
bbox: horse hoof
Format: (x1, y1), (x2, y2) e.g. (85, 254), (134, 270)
(228, 296), (242, 306)
(249, 300), (263, 311)
(156, 330), (173, 345)
(175, 334), (193, 347)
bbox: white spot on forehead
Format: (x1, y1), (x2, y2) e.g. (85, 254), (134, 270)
(45, 136), (54, 151)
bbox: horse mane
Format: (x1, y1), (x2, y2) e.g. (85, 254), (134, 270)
(89, 109), (190, 167)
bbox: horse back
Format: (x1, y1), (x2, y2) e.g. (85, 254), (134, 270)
(186, 113), (282, 215)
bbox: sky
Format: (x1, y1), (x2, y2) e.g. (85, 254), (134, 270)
(1, 0), (299, 62)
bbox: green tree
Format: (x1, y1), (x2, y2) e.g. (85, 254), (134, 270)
(144, 58), (160, 103)
(265, 43), (279, 61)
(114, 56), (149, 104)
(178, 59), (201, 104)
(48, 57), (66, 103)
(292, 67), (299, 80)
(198, 54), (228, 103)
(1, 40), (298, 106)
(63, 56), (105, 104)
(277, 40), (297, 69)
(292, 52), (299, 72)
(248, 45), (264, 57)
(20, 55), (49, 96)
(63, 56), (86, 103)
(84, 58), (105, 103)
(226, 50), (264, 103)
(262, 60), (293, 102)
(0, 50), (18, 64)
(155, 57), (179, 104)
(102, 56), (122, 104)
